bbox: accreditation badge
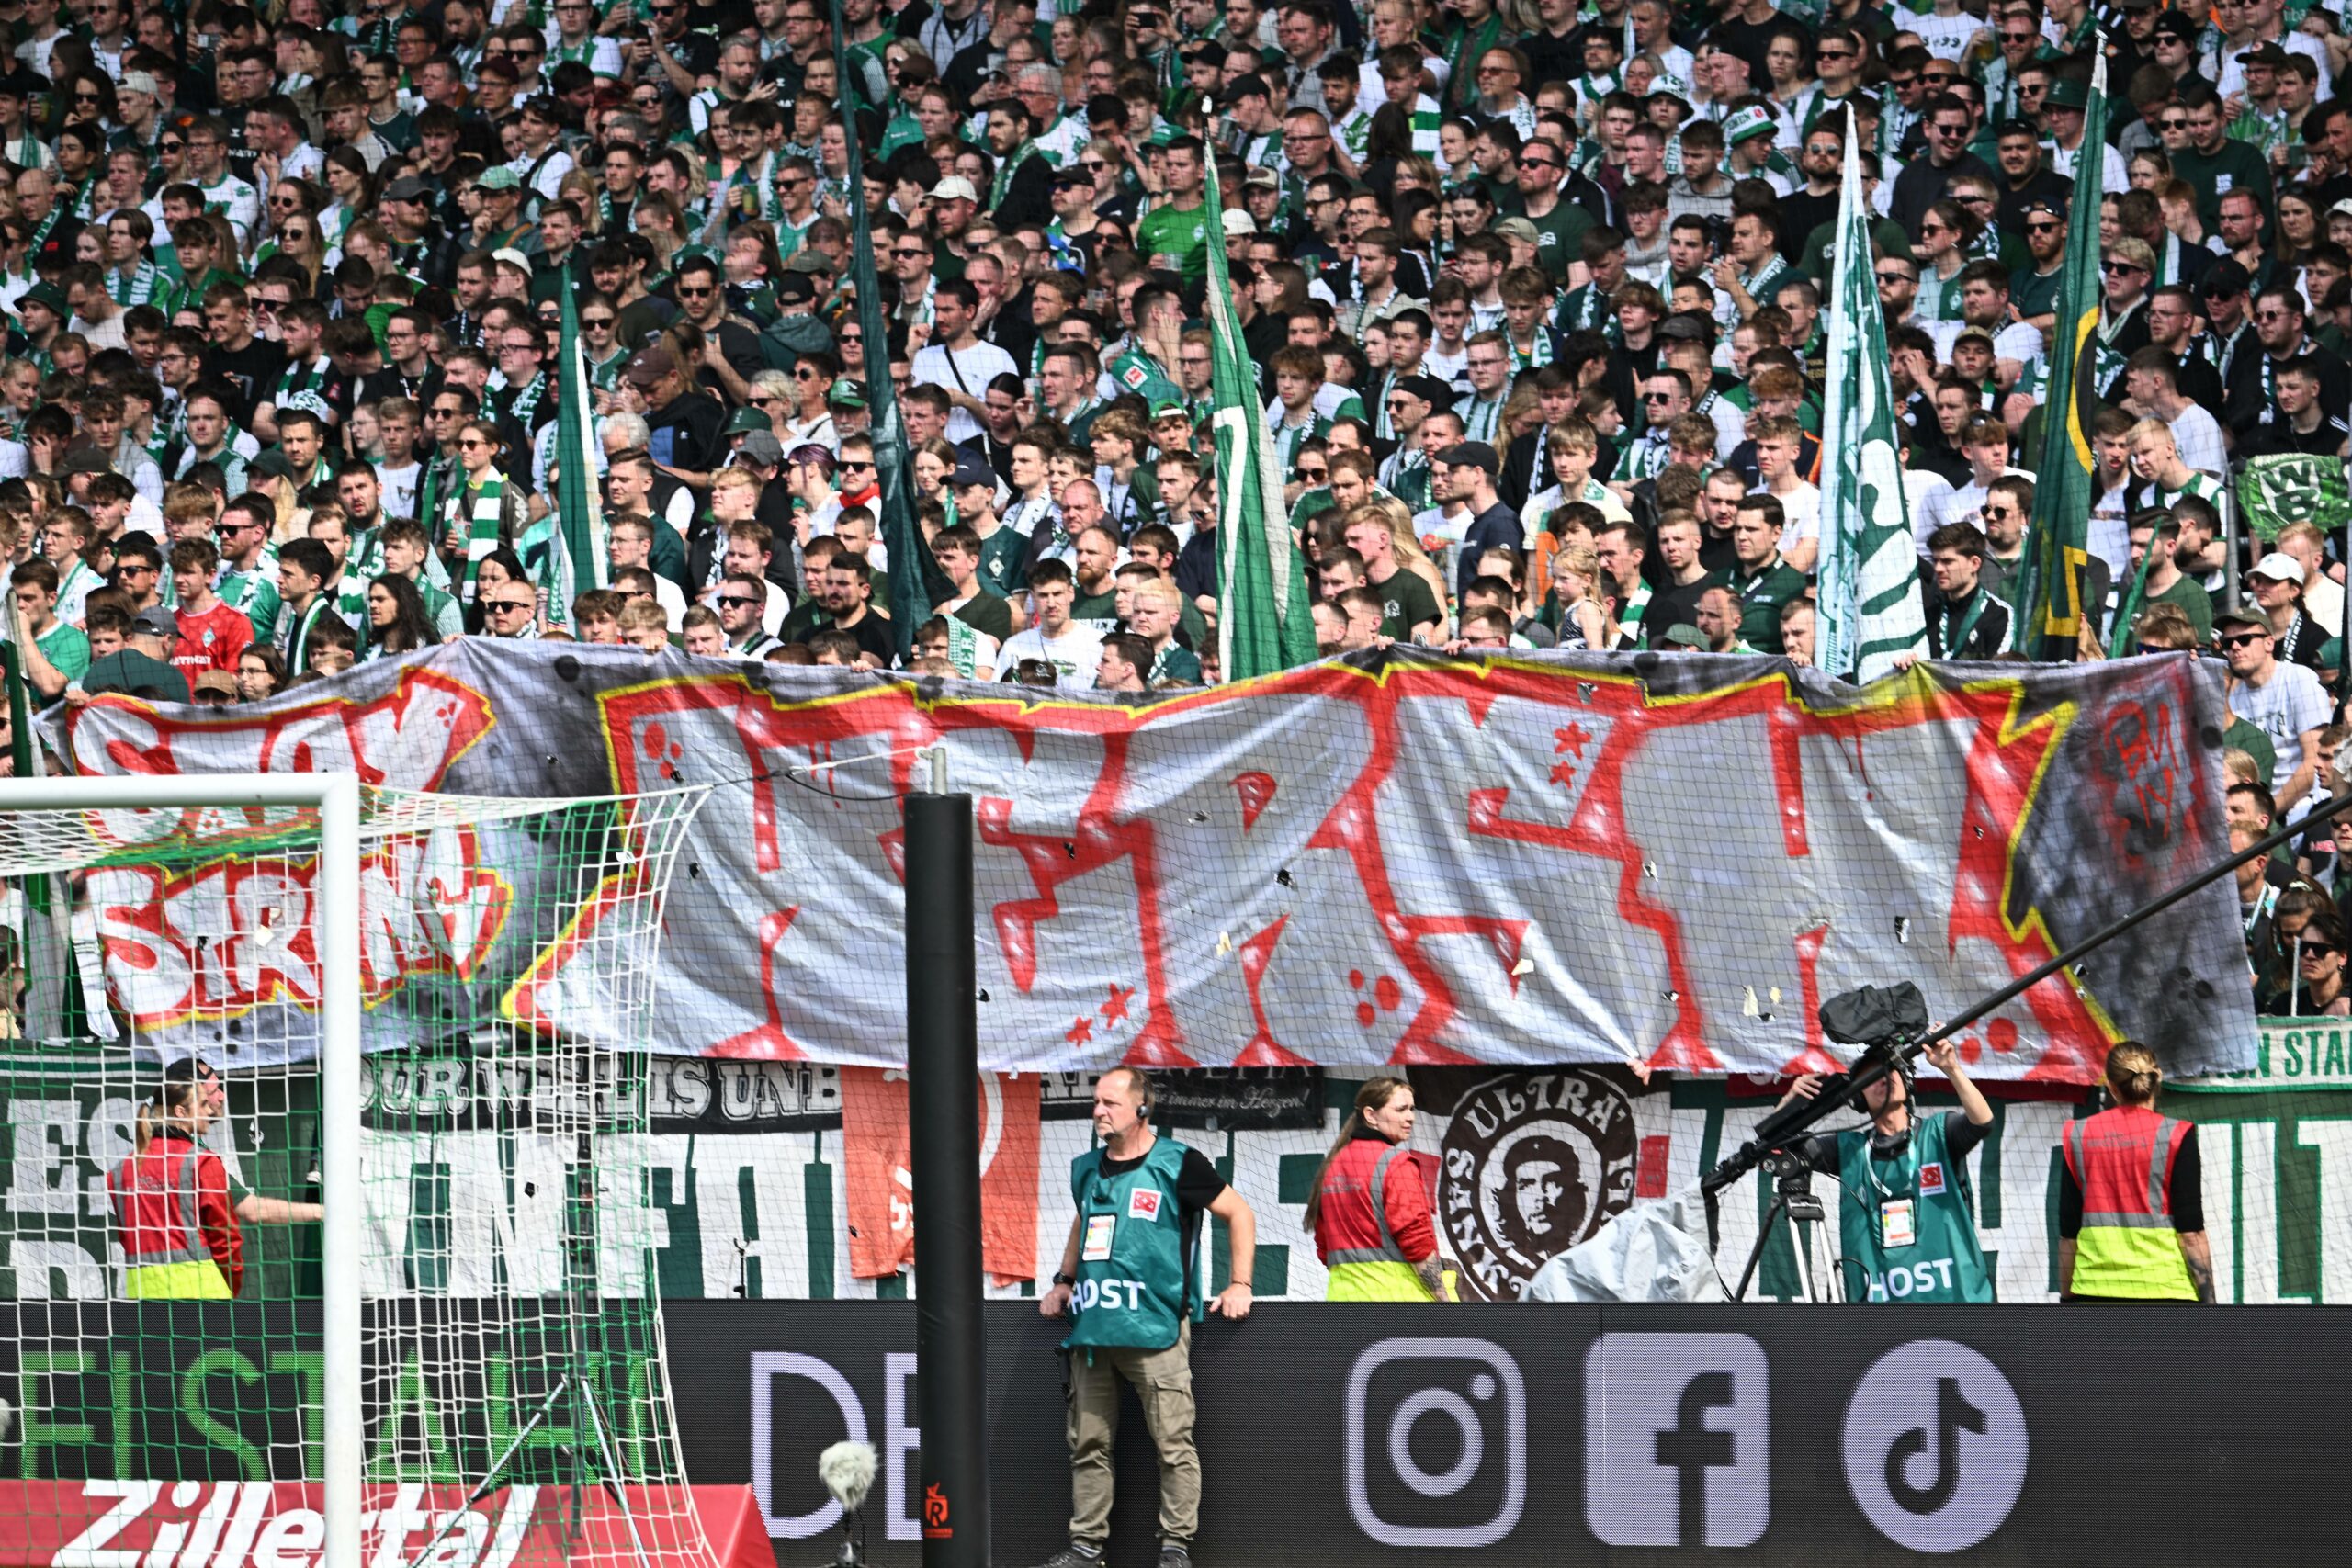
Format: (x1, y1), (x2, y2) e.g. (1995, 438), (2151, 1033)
(1081, 1213), (1116, 1262)
(1880, 1198), (1917, 1250)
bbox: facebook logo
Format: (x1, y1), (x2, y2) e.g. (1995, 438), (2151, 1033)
(1585, 1333), (1769, 1547)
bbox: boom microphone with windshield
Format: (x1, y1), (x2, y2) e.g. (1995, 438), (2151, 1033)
(1701, 787), (2352, 1198)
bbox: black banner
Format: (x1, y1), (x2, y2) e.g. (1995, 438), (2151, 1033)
(1036, 1067), (1325, 1129)
(6, 1302), (2345, 1565)
(676, 1302), (2347, 1567)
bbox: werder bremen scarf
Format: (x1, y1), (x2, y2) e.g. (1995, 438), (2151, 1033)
(456, 469), (505, 603)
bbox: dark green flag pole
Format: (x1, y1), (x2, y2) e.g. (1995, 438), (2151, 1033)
(829, 0), (948, 663)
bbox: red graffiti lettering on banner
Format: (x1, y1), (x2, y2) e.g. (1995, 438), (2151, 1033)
(587, 659), (2137, 1077)
(93, 829), (512, 1031)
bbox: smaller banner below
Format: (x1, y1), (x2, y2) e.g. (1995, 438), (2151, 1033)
(840, 1067), (1039, 1282)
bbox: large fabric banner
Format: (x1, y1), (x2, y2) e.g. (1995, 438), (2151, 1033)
(48, 642), (2252, 1081)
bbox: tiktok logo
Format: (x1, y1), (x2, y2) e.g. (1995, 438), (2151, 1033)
(1883, 1377), (1986, 1516)
(1843, 1341), (2028, 1552)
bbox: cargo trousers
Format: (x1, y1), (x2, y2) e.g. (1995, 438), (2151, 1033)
(1065, 1319), (1199, 1549)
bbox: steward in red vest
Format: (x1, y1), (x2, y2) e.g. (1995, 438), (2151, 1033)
(2059, 1042), (2213, 1303)
(108, 1059), (243, 1300)
(1305, 1077), (1451, 1302)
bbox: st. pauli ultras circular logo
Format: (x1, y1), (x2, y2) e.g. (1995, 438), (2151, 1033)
(1439, 1071), (1639, 1300)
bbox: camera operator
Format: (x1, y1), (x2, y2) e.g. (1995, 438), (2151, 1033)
(1772, 1038), (1996, 1303)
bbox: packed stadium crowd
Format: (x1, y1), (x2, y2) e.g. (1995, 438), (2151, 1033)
(0, 0), (2336, 735)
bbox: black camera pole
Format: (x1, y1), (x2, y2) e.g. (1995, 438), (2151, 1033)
(1702, 786), (2352, 1202)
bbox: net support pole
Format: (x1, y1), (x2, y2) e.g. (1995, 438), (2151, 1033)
(0, 772), (366, 1568)
(902, 786), (990, 1568)
(314, 773), (363, 1568)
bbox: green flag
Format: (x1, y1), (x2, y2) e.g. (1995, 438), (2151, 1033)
(2012, 48), (2109, 661)
(2237, 452), (2352, 545)
(554, 276), (607, 603)
(831, 0), (944, 664)
(1204, 158), (1316, 680)
(1814, 107), (1926, 682)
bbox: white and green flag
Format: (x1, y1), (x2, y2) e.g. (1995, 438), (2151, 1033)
(554, 274), (608, 603)
(1205, 158), (1317, 681)
(1814, 109), (1927, 682)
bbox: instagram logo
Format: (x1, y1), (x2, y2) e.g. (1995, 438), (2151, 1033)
(1343, 1337), (1526, 1548)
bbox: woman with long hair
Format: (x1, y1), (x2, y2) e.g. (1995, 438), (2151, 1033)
(1305, 1077), (1452, 1301)
(107, 1058), (322, 1299)
(317, 147), (375, 256)
(449, 422), (528, 629)
(273, 208), (330, 293)
(2057, 1041), (2213, 1302)
(633, 193), (690, 288)
(364, 573), (440, 660)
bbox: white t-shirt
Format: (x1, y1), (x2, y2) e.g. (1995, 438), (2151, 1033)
(997, 621), (1104, 689)
(2167, 404), (2227, 478)
(2230, 660), (2332, 796)
(376, 459), (423, 525)
(911, 339), (1019, 444)
(1910, 9), (1980, 62)
(1761, 479), (1821, 550)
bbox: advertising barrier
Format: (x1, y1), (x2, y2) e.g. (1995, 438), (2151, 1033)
(687, 1300), (2351, 1566)
(3, 1301), (2340, 1567)
(49, 642), (2250, 1080)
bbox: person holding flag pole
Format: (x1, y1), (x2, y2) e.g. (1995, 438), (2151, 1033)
(1814, 106), (1928, 683)
(831, 0), (948, 666)
(1203, 153), (1317, 681)
(545, 277), (609, 615)
(2012, 49), (2110, 663)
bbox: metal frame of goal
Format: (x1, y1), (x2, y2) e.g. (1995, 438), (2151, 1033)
(0, 769), (365, 1568)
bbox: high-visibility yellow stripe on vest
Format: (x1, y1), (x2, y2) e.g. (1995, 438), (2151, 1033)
(1326, 1259), (1434, 1302)
(125, 1258), (233, 1299)
(2064, 1110), (2196, 1301)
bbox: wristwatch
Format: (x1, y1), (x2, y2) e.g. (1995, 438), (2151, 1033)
(1053, 1271), (1077, 1287)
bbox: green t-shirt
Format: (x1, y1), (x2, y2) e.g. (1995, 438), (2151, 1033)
(2146, 573), (2213, 645)
(2170, 140), (2274, 228)
(1371, 565), (1442, 640)
(1711, 560), (1807, 653)
(2224, 716), (2278, 785)
(949, 591), (1014, 640)
(37, 620), (87, 683)
(1526, 198), (1596, 282)
(975, 525), (1030, 601)
(1136, 199), (1213, 282)
(1151, 642), (1204, 685)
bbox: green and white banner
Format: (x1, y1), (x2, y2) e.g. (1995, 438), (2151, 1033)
(7, 1054), (2346, 1305)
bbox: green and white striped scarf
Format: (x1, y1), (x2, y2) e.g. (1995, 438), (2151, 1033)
(457, 470), (504, 603)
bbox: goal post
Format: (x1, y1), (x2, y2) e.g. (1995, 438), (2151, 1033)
(0, 775), (719, 1568)
(0, 771), (363, 1568)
